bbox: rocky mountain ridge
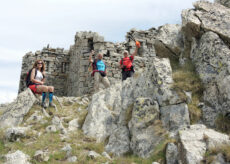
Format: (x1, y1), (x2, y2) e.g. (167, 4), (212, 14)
(1, 0), (230, 164)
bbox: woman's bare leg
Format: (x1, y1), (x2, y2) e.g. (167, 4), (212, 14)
(37, 85), (48, 93)
(36, 85), (48, 107)
(48, 86), (54, 92)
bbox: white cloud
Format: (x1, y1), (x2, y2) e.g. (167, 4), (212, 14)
(0, 90), (17, 104)
(0, 47), (24, 62)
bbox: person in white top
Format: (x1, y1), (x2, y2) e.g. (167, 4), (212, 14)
(28, 60), (55, 107)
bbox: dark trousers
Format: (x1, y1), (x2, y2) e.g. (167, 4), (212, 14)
(122, 70), (134, 81)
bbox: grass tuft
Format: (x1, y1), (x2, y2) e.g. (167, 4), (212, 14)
(171, 59), (204, 124)
(204, 145), (230, 163)
(215, 113), (230, 134)
(78, 110), (88, 128)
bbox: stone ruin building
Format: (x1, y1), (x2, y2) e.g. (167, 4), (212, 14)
(19, 26), (181, 97)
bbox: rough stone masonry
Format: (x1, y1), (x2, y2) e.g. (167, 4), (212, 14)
(18, 28), (170, 97)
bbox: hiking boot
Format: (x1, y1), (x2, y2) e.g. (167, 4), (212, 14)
(41, 102), (47, 108)
(49, 102), (55, 107)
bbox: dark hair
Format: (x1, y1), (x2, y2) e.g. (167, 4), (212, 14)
(33, 60), (45, 72)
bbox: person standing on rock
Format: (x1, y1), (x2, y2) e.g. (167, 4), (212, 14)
(28, 60), (55, 108)
(89, 50), (110, 92)
(120, 41), (141, 81)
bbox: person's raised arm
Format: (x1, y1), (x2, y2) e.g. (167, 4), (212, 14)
(30, 68), (43, 84)
(89, 50), (94, 63)
(132, 41), (140, 57)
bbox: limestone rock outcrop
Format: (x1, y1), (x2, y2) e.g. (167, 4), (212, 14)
(215, 0), (230, 8)
(166, 143), (179, 164)
(160, 103), (190, 131)
(5, 127), (29, 142)
(0, 89), (36, 128)
(83, 57), (189, 157)
(82, 83), (122, 142)
(178, 124), (230, 164)
(105, 126), (130, 156)
(4, 150), (31, 164)
(154, 24), (183, 57)
(181, 0), (230, 126)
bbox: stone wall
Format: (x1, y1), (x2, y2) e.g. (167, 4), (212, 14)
(18, 47), (70, 96)
(19, 29), (161, 96)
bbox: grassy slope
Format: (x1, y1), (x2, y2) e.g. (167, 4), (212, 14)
(0, 97), (175, 164)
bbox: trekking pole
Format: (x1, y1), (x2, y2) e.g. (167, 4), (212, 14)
(54, 95), (63, 110)
(128, 33), (136, 42)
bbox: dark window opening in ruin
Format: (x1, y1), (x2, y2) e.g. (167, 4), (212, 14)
(62, 62), (66, 73)
(45, 61), (49, 72)
(88, 38), (94, 51)
(147, 43), (152, 49)
(65, 62), (69, 72)
(104, 50), (110, 57)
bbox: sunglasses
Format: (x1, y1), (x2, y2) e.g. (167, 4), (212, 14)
(37, 62), (43, 64)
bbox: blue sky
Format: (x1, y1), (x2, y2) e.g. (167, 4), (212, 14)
(0, 0), (213, 104)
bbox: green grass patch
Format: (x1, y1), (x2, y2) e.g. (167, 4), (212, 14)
(3, 132), (63, 158)
(215, 113), (230, 134)
(78, 110), (88, 128)
(23, 104), (42, 122)
(204, 145), (230, 163)
(65, 130), (108, 164)
(49, 151), (66, 162)
(123, 103), (134, 126)
(171, 59), (204, 124)
(188, 96), (202, 124)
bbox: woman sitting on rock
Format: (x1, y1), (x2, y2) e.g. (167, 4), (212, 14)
(28, 60), (54, 108)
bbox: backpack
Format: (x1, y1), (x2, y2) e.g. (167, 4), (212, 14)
(92, 59), (98, 71)
(121, 57), (134, 72)
(26, 68), (37, 87)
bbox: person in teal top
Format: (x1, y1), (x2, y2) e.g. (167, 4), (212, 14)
(96, 60), (106, 72)
(89, 50), (110, 92)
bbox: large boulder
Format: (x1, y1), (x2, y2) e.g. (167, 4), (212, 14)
(5, 127), (29, 142)
(191, 31), (230, 126)
(0, 89), (36, 128)
(154, 24), (183, 57)
(128, 98), (162, 158)
(160, 103), (190, 131)
(5, 150), (30, 164)
(215, 0), (230, 8)
(181, 1), (230, 126)
(83, 57), (187, 157)
(182, 1), (230, 43)
(105, 126), (131, 156)
(178, 124), (230, 164)
(166, 143), (179, 164)
(82, 83), (122, 142)
(181, 9), (201, 41)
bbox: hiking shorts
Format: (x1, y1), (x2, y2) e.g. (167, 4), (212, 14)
(29, 84), (41, 94)
(122, 70), (134, 81)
